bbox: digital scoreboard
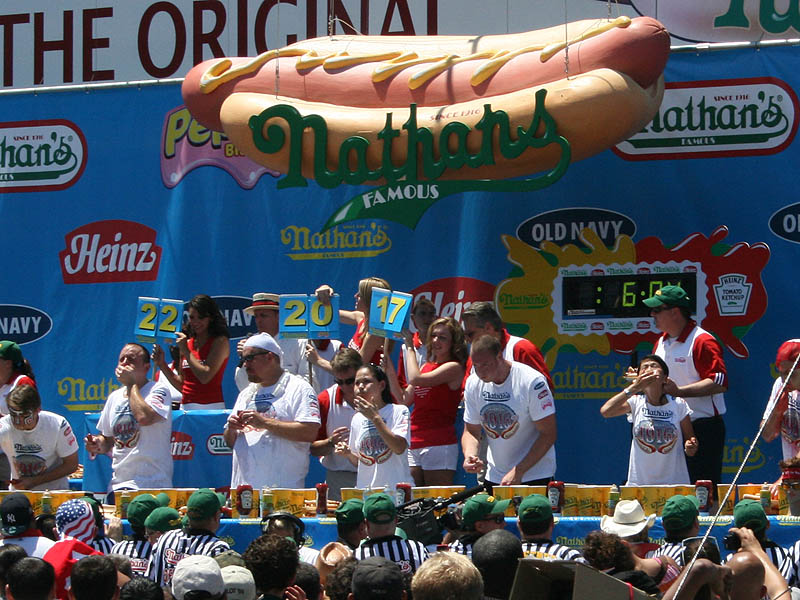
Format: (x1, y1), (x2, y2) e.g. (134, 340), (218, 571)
(552, 261), (707, 335)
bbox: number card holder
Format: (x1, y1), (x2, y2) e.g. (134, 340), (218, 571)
(135, 297), (184, 343)
(369, 289), (412, 340)
(279, 294), (340, 340)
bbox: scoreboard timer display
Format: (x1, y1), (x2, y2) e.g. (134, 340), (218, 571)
(552, 261), (707, 335)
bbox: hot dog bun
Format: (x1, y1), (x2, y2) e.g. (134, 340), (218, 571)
(182, 16), (670, 183)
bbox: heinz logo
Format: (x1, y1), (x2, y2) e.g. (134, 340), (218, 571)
(206, 434), (232, 455)
(171, 431), (195, 460)
(0, 305), (52, 344)
(59, 220), (162, 284)
(517, 208), (636, 250)
(0, 120), (87, 193)
(615, 78), (799, 160)
(410, 277), (495, 330)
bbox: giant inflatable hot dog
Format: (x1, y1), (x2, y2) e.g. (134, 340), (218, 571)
(182, 16), (670, 187)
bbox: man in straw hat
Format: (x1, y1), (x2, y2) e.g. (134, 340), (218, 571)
(600, 499), (657, 557)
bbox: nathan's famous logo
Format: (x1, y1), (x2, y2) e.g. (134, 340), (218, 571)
(206, 434), (232, 455)
(769, 202), (800, 244)
(409, 277), (495, 330)
(0, 304), (52, 345)
(280, 221), (391, 260)
(161, 106), (279, 189)
(0, 120), (87, 193)
(615, 78), (798, 160)
(59, 220), (163, 284)
(517, 208), (636, 250)
(58, 376), (119, 411)
(171, 431), (195, 460)
(496, 224), (769, 368)
(723, 437), (766, 474)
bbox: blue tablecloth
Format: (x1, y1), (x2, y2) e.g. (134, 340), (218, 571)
(199, 516), (800, 554)
(80, 410), (327, 492)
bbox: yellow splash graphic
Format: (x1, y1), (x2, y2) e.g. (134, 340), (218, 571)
(496, 228), (636, 368)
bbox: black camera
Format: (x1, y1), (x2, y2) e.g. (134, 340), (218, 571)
(723, 531), (741, 551)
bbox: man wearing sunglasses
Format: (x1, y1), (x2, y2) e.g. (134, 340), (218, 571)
(448, 493), (511, 559)
(310, 348), (362, 501)
(644, 285), (728, 501)
(224, 333), (321, 490)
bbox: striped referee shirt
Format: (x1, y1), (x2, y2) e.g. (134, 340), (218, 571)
(725, 541), (792, 584)
(647, 541), (685, 566)
(110, 538), (152, 576)
(782, 539), (800, 586)
(355, 535), (428, 575)
(92, 535), (115, 554)
(521, 538), (586, 563)
(146, 528), (230, 586)
(448, 533), (481, 559)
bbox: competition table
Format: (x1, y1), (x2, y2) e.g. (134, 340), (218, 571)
(202, 516), (800, 553)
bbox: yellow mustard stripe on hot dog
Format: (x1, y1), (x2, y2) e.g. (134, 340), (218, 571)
(200, 16), (631, 94)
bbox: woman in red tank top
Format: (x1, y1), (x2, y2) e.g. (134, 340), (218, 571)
(153, 294), (230, 409)
(316, 276), (392, 365)
(386, 317), (467, 486)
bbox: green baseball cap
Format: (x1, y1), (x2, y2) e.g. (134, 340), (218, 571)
(661, 495), (699, 532)
(643, 285), (691, 309)
(518, 494), (552, 525)
(733, 499), (768, 533)
(127, 493), (170, 528)
(335, 498), (365, 525)
(0, 341), (22, 365)
(144, 506), (183, 532)
(363, 494), (397, 524)
(461, 494), (511, 530)
(187, 488), (225, 520)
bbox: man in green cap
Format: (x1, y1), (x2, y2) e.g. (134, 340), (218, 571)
(334, 498), (367, 551)
(144, 506), (182, 542)
(516, 494), (584, 561)
(644, 285), (728, 500)
(354, 493), (428, 574)
(109, 493), (170, 576)
(725, 499), (791, 579)
(448, 493), (510, 559)
(649, 494), (700, 566)
(145, 488), (230, 587)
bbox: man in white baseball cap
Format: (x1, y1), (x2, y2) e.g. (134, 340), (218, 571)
(224, 333), (321, 489)
(171, 555), (226, 600)
(221, 565), (256, 600)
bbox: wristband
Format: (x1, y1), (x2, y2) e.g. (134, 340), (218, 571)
(623, 387), (634, 397)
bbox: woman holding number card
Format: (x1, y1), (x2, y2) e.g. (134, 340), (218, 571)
(384, 318), (467, 486)
(152, 294), (230, 409)
(335, 363), (412, 489)
(315, 277), (392, 365)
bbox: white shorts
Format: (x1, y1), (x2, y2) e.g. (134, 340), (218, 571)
(407, 444), (458, 471)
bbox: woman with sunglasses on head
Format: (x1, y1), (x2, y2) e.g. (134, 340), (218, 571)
(0, 385), (79, 491)
(315, 277), (392, 365)
(335, 364), (411, 489)
(384, 318), (467, 487)
(601, 354), (698, 485)
(153, 294), (230, 410)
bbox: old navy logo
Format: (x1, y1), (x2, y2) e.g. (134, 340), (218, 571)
(482, 391), (511, 402)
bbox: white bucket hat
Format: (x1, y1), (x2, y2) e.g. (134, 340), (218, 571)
(600, 499), (656, 537)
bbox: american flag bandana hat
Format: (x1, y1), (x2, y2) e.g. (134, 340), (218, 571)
(56, 499), (96, 543)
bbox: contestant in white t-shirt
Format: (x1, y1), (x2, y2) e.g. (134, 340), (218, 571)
(0, 385), (78, 491)
(225, 333), (321, 490)
(336, 364), (412, 489)
(462, 335), (557, 488)
(601, 354), (698, 485)
(86, 343), (173, 491)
